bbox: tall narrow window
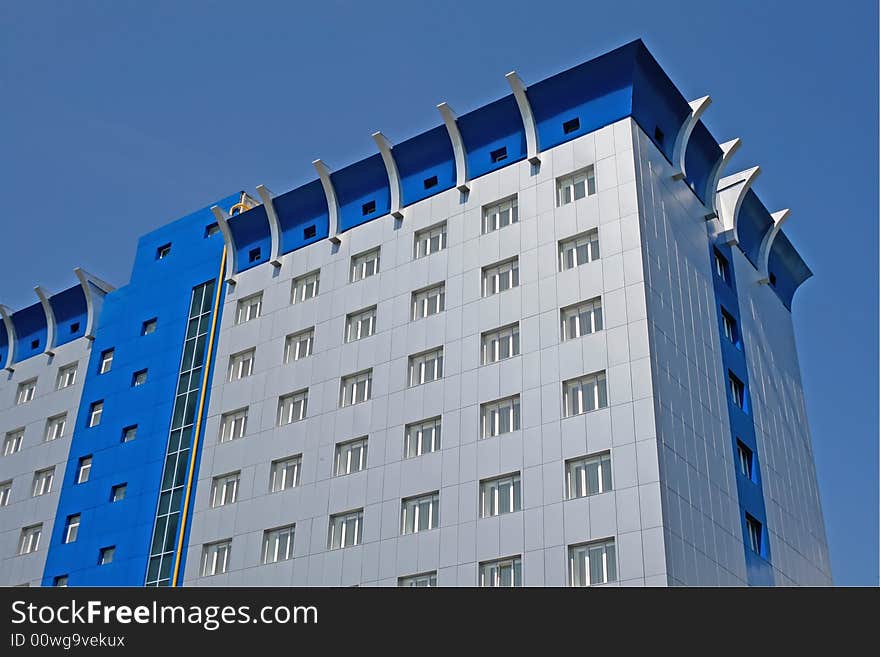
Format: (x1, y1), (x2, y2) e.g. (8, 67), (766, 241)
(401, 492), (439, 534)
(556, 166), (596, 206)
(201, 540), (231, 576)
(482, 258), (519, 297)
(559, 229), (600, 271)
(345, 307), (377, 343)
(44, 414), (66, 442)
(408, 348), (443, 387)
(560, 298), (603, 340)
(481, 323), (520, 364)
(277, 390), (308, 425)
(328, 509), (363, 549)
(18, 525), (42, 555)
(721, 307), (739, 345)
(156, 243), (172, 260)
(404, 417), (441, 458)
(562, 372), (608, 416)
(262, 525), (295, 564)
(746, 515), (763, 554)
(98, 349), (114, 374)
(334, 437), (368, 476)
(713, 248), (731, 284)
(340, 370), (372, 407)
(56, 364), (78, 390)
(219, 408), (248, 443)
(0, 480), (11, 507)
(737, 440), (754, 481)
(131, 369), (148, 387)
(87, 401), (103, 427)
(566, 453), (612, 499)
(3, 429), (24, 456)
(210, 472), (240, 508)
(284, 328), (314, 363)
(236, 293), (262, 325)
(411, 283), (445, 320)
(227, 349), (255, 382)
(75, 456), (92, 484)
(482, 196), (518, 234)
(414, 222), (447, 258)
(350, 248), (380, 282)
(270, 455), (302, 492)
(16, 379), (36, 405)
(480, 473), (522, 517)
(480, 396), (521, 438)
(32, 468), (54, 497)
(569, 539), (617, 586)
(291, 271), (320, 304)
(399, 572), (437, 587)
(479, 557), (522, 587)
(64, 515), (80, 544)
(728, 371), (746, 410)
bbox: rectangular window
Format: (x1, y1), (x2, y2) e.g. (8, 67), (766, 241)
(32, 468), (54, 497)
(235, 293), (262, 325)
(408, 347), (443, 387)
(0, 480), (11, 507)
(401, 492), (439, 534)
(303, 225), (317, 239)
(423, 175), (438, 189)
(480, 473), (522, 517)
(262, 525), (295, 564)
(728, 371), (746, 410)
(284, 328), (314, 363)
(45, 414), (66, 442)
(87, 401), (103, 427)
(482, 196), (518, 234)
(411, 283), (445, 320)
(714, 248), (731, 284)
(345, 307), (377, 343)
(291, 270), (320, 304)
(566, 453), (612, 499)
(210, 472), (240, 508)
(556, 166), (596, 206)
(219, 408), (248, 443)
(350, 248), (380, 282)
(156, 243), (171, 260)
(560, 297), (603, 340)
(18, 524), (42, 555)
(480, 556), (522, 587)
(361, 200), (376, 216)
(201, 540), (231, 576)
(64, 514), (80, 544)
(131, 369), (148, 387)
(481, 323), (520, 364)
(248, 247), (261, 263)
(737, 441), (754, 480)
(563, 117), (581, 134)
(16, 379), (36, 405)
(277, 391), (308, 426)
(3, 429), (23, 456)
(56, 364), (78, 390)
(562, 372), (608, 416)
(204, 223), (219, 238)
(76, 456), (92, 484)
(569, 539), (617, 586)
(746, 515), (762, 554)
(227, 349), (255, 382)
(340, 370), (372, 407)
(399, 572), (437, 587)
(404, 417), (441, 458)
(482, 258), (519, 297)
(99, 349), (114, 374)
(54, 575), (69, 587)
(328, 510), (363, 549)
(559, 229), (600, 271)
(111, 483), (127, 502)
(121, 425), (138, 443)
(721, 307), (738, 345)
(141, 318), (158, 336)
(270, 455), (302, 493)
(480, 395), (521, 438)
(414, 222), (447, 258)
(490, 146), (507, 163)
(334, 437), (368, 476)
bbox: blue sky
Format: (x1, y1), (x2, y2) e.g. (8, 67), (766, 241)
(1, 1), (876, 585)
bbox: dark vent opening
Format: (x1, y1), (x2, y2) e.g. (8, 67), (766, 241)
(70, 322), (80, 333)
(362, 200), (376, 216)
(490, 147), (508, 163)
(423, 176), (438, 190)
(563, 118), (580, 134)
(654, 126), (665, 146)
(303, 225), (317, 239)
(204, 223), (219, 238)
(768, 272), (777, 287)
(249, 247), (262, 263)
(31, 339), (40, 349)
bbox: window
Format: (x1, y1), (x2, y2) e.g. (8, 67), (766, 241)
(728, 371), (746, 410)
(3, 429), (23, 456)
(54, 575), (68, 587)
(713, 248), (731, 284)
(481, 323), (520, 364)
(401, 492), (439, 534)
(303, 225), (317, 239)
(482, 196), (519, 234)
(721, 307), (738, 345)
(411, 283), (445, 320)
(490, 146), (507, 163)
(480, 473), (522, 517)
(563, 372), (608, 416)
(87, 401), (103, 427)
(131, 369), (148, 387)
(45, 414), (66, 442)
(141, 318), (158, 336)
(284, 328), (314, 362)
(351, 248), (380, 283)
(156, 243), (171, 260)
(277, 390), (308, 425)
(361, 200), (376, 216)
(334, 437), (368, 476)
(32, 468), (54, 496)
(737, 441), (754, 481)
(111, 483), (127, 502)
(121, 425), (138, 443)
(559, 229), (600, 271)
(482, 258), (519, 297)
(270, 455), (302, 493)
(746, 515), (763, 554)
(414, 222), (447, 258)
(56, 363), (78, 390)
(404, 417), (441, 458)
(16, 379), (36, 405)
(423, 175), (438, 189)
(563, 117), (580, 134)
(561, 298), (603, 340)
(653, 125), (665, 145)
(569, 539), (617, 586)
(408, 348), (443, 387)
(228, 349), (255, 382)
(262, 525), (295, 564)
(219, 408), (248, 443)
(566, 453), (612, 499)
(64, 515), (80, 544)
(480, 556), (522, 587)
(201, 540), (231, 576)
(328, 510), (363, 549)
(236, 293), (262, 325)
(557, 167), (596, 206)
(98, 349), (114, 374)
(0, 480), (11, 507)
(204, 222), (220, 238)
(76, 456), (92, 484)
(345, 307), (377, 343)
(399, 572), (437, 587)
(340, 370), (372, 407)
(18, 524), (42, 555)
(248, 247), (261, 263)
(291, 270), (320, 304)
(69, 322), (80, 333)
(210, 472), (240, 508)
(768, 272), (777, 287)
(31, 339), (39, 349)
(480, 395), (521, 438)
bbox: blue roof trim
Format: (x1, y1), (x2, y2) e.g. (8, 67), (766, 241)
(737, 189), (773, 268)
(684, 121), (722, 205)
(395, 125), (456, 207)
(458, 94), (526, 180)
(227, 204), (271, 272)
(768, 231), (811, 311)
(11, 301), (47, 363)
(49, 285), (88, 347)
(332, 153), (391, 233)
(0, 319), (8, 366)
(273, 179), (330, 255)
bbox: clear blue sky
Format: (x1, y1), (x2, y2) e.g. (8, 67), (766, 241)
(1, 1), (876, 585)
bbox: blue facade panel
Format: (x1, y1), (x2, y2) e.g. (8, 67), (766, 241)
(333, 153), (391, 233)
(49, 285), (88, 347)
(458, 95), (526, 181)
(684, 121), (722, 205)
(228, 204), (271, 272)
(767, 232), (811, 311)
(395, 125), (456, 207)
(11, 302), (48, 363)
(274, 179), (330, 255)
(737, 189), (773, 268)
(0, 320), (8, 366)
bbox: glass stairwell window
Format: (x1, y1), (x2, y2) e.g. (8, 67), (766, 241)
(482, 196), (518, 234)
(556, 166), (596, 206)
(559, 229), (600, 271)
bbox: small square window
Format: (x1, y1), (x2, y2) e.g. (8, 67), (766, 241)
(110, 483), (127, 502)
(423, 175), (438, 189)
(654, 126), (665, 145)
(53, 575), (68, 587)
(30, 339), (39, 350)
(248, 247), (261, 263)
(156, 243), (171, 260)
(490, 147), (508, 163)
(303, 225), (317, 239)
(204, 223), (220, 238)
(131, 370), (148, 387)
(98, 546), (115, 565)
(70, 322), (80, 333)
(98, 349), (114, 374)
(563, 117), (580, 134)
(141, 318), (157, 336)
(121, 425), (137, 443)
(362, 200), (376, 216)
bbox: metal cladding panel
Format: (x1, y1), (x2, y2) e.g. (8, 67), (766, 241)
(49, 285), (88, 347)
(767, 232), (812, 311)
(274, 179), (330, 255)
(228, 205), (271, 272)
(333, 153), (391, 233)
(457, 94), (526, 180)
(737, 189), (774, 268)
(395, 125), (456, 207)
(11, 302), (47, 363)
(684, 120), (722, 205)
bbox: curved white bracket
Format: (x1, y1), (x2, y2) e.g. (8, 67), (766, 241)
(704, 138), (742, 219)
(34, 286), (56, 356)
(756, 209), (791, 284)
(256, 185), (282, 267)
(0, 304), (15, 370)
(372, 132), (403, 220)
(715, 166), (761, 246)
(437, 103), (469, 193)
(506, 71), (541, 165)
(671, 95), (711, 181)
(314, 159), (341, 244)
(211, 205), (238, 282)
(74, 267), (115, 340)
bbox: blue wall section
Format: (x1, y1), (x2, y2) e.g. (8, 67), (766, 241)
(228, 204), (271, 272)
(457, 95), (526, 181)
(11, 302), (48, 363)
(767, 232), (811, 311)
(684, 121), (722, 205)
(333, 153), (391, 233)
(394, 125), (456, 207)
(42, 193), (238, 586)
(49, 285), (88, 347)
(736, 189), (773, 268)
(274, 179), (330, 255)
